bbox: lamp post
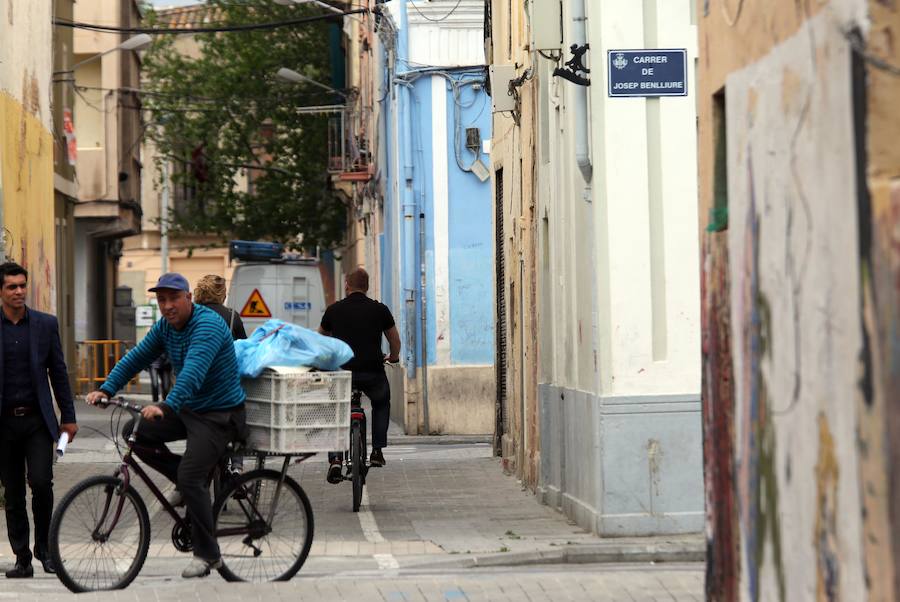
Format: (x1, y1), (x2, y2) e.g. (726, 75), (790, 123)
(54, 33), (152, 76)
(275, 67), (348, 98)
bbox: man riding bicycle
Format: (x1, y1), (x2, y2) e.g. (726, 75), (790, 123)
(319, 268), (400, 483)
(86, 273), (247, 579)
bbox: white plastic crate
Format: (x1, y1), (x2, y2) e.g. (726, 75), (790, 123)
(241, 367), (351, 453)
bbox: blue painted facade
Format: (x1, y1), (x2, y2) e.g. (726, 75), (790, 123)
(375, 17), (493, 372)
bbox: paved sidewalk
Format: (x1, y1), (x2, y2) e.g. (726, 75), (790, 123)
(4, 565), (703, 601)
(0, 402), (704, 598)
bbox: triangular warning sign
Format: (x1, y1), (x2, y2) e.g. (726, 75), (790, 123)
(240, 289), (272, 318)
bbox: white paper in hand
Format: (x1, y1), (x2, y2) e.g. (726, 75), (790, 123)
(55, 432), (70, 463)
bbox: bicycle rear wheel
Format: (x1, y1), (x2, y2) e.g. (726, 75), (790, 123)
(351, 424), (364, 512)
(214, 469), (314, 582)
(49, 475), (151, 593)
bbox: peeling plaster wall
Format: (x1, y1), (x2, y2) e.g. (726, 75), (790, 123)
(488, 0), (541, 484)
(0, 0), (57, 313)
(699, 0), (900, 600)
(726, 13), (865, 599)
(862, 4), (900, 602)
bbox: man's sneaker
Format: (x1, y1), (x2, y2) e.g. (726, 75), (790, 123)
(370, 448), (385, 467)
(181, 556), (222, 579)
(326, 462), (343, 484)
(166, 488), (185, 508)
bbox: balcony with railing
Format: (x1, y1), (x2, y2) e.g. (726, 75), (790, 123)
(328, 110), (374, 181)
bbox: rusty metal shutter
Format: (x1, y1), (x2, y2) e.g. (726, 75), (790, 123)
(494, 167), (508, 452)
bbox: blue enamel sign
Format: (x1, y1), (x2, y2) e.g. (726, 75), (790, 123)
(608, 49), (688, 97)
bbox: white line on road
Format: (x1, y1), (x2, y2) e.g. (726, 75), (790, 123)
(357, 488), (383, 543)
(358, 488), (399, 571)
(373, 553), (399, 570)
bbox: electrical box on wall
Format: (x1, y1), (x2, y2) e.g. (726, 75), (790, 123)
(489, 65), (517, 113)
(530, 0), (562, 51)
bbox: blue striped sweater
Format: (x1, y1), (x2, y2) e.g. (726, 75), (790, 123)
(100, 304), (245, 413)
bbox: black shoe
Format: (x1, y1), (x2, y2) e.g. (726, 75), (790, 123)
(38, 557), (55, 574)
(326, 462), (343, 484)
(5, 562), (33, 579)
(369, 448), (385, 467)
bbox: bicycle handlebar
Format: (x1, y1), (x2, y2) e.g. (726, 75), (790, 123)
(90, 396), (144, 414)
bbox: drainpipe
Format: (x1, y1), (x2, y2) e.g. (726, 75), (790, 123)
(398, 0), (417, 380)
(160, 160), (170, 274)
(419, 211), (429, 435)
(571, 0), (592, 181)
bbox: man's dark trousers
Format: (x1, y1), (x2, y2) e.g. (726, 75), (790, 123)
(123, 405), (246, 561)
(328, 370), (391, 464)
(354, 370), (390, 450)
(0, 413), (54, 565)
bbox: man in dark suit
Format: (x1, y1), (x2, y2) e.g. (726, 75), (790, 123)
(0, 262), (77, 578)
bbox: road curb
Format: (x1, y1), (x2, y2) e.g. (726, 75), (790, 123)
(388, 435), (492, 445)
(412, 539), (706, 569)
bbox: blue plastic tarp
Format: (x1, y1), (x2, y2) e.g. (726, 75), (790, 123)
(234, 319), (354, 377)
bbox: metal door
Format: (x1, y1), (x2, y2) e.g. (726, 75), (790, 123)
(288, 275), (311, 328)
(494, 168), (508, 453)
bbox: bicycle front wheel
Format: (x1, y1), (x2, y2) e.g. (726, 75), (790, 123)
(351, 425), (364, 512)
(214, 469), (314, 582)
(49, 475), (151, 593)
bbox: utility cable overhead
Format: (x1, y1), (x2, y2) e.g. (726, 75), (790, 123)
(409, 0), (463, 23)
(53, 9), (366, 34)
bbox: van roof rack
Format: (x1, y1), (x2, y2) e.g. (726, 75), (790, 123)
(229, 240), (319, 264)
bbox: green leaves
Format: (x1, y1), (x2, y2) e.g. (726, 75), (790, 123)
(142, 1), (345, 250)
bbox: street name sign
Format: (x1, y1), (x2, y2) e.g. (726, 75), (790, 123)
(608, 49), (688, 97)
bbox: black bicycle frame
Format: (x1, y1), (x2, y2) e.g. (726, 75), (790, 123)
(95, 401), (315, 542)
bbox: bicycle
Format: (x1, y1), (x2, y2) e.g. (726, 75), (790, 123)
(346, 388), (368, 512)
(339, 360), (397, 512)
(48, 397), (315, 592)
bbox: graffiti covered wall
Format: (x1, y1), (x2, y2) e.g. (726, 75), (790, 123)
(726, 14), (866, 599)
(700, 0), (900, 599)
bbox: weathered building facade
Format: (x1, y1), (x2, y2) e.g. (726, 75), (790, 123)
(339, 0), (495, 435)
(72, 0), (144, 341)
(488, 0), (703, 536)
(0, 0), (58, 313)
(698, 0), (900, 599)
(53, 0), (78, 382)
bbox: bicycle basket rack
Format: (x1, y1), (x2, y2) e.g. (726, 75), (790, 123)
(242, 367), (351, 453)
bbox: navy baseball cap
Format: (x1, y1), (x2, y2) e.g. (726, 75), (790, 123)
(148, 272), (190, 293)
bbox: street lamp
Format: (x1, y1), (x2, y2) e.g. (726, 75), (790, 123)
(272, 0), (344, 14)
(276, 67), (348, 98)
(55, 33), (153, 75)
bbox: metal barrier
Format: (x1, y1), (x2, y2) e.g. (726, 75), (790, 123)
(76, 340), (139, 395)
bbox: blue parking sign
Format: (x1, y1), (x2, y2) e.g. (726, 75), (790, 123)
(608, 49), (688, 98)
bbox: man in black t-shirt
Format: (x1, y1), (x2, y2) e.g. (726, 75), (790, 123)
(320, 268), (401, 483)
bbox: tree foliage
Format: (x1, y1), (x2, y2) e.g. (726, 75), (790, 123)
(142, 1), (346, 250)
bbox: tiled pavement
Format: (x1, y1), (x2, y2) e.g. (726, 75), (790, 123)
(0, 400), (704, 599)
(8, 565), (704, 601)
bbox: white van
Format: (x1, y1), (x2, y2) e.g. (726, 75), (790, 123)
(227, 260), (327, 336)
